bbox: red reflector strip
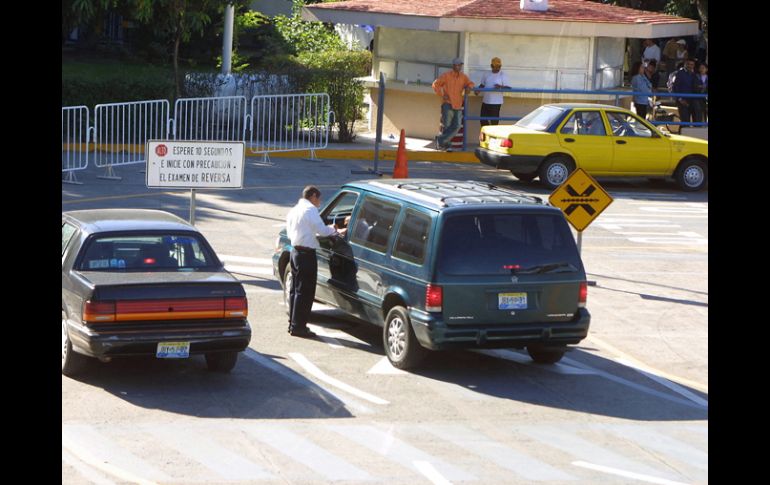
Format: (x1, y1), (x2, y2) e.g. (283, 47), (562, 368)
(143, 258), (156, 264)
(115, 298), (225, 321)
(503, 265), (521, 270)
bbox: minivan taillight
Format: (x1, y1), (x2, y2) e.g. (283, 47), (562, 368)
(83, 300), (116, 324)
(578, 282), (588, 308)
(426, 284), (443, 312)
(225, 297), (248, 318)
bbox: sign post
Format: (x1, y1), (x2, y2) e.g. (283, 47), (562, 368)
(548, 168), (613, 256)
(146, 140), (246, 224)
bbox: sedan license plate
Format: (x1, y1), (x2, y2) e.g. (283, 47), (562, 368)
(488, 137), (501, 149)
(156, 341), (190, 359)
(498, 292), (527, 310)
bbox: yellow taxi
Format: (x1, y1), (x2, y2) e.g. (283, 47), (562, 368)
(475, 103), (708, 191)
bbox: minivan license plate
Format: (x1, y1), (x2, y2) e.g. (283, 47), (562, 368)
(156, 342), (190, 359)
(499, 292), (527, 310)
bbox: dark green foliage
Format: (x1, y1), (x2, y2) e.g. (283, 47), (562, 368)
(62, 77), (176, 107)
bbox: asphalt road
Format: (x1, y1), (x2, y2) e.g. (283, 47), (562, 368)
(62, 156), (708, 484)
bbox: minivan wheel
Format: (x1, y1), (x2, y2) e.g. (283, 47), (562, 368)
(205, 351), (238, 372)
(539, 156), (574, 190)
(62, 312), (88, 376)
(527, 344), (566, 364)
(384, 306), (427, 370)
(283, 264), (293, 316)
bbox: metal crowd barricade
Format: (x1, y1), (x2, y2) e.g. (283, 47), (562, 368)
(61, 106), (90, 185)
(249, 93), (331, 162)
(173, 96), (248, 142)
(93, 100), (171, 180)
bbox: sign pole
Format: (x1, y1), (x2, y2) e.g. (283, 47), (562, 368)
(577, 230), (583, 255)
(190, 188), (196, 226)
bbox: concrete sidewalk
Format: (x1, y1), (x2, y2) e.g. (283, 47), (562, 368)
(270, 131), (480, 163)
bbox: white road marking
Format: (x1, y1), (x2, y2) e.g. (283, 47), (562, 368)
(627, 236), (707, 245)
(367, 357), (409, 375)
(523, 426), (686, 482)
(572, 461), (691, 485)
(62, 449), (118, 485)
(639, 206), (707, 214)
(413, 460), (453, 485)
(242, 424), (373, 481)
(243, 348), (373, 414)
(615, 357), (708, 407)
(474, 349), (596, 375)
(223, 264), (273, 274)
(596, 424), (708, 472)
(599, 213), (707, 218)
(327, 425), (476, 481)
(425, 424), (575, 481)
(289, 352), (390, 405)
(243, 286), (281, 294)
(142, 425), (273, 480)
(306, 324), (344, 348)
(595, 223), (680, 230)
(62, 425), (168, 484)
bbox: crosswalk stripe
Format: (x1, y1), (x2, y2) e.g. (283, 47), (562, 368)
(424, 424), (575, 481)
(62, 448), (118, 485)
(289, 352), (389, 405)
(142, 424), (273, 480)
(572, 460), (690, 485)
(223, 264), (273, 275)
(242, 424), (373, 481)
(596, 424), (708, 472)
(520, 425), (688, 482)
(327, 424), (477, 481)
(219, 255), (274, 265)
(62, 425), (169, 483)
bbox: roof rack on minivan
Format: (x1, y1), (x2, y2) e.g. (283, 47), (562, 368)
(373, 180), (543, 207)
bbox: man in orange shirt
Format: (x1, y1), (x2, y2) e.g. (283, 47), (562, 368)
(432, 57), (475, 151)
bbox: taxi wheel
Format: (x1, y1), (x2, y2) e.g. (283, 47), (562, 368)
(62, 312), (88, 376)
(511, 171), (536, 182)
(205, 351), (238, 372)
(384, 306), (426, 370)
(539, 156), (574, 190)
(283, 264), (293, 316)
(674, 158), (708, 191)
(527, 344), (566, 364)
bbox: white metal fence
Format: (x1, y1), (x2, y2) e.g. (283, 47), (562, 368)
(93, 100), (171, 179)
(62, 93), (333, 182)
(61, 106), (90, 184)
(173, 96), (247, 142)
(249, 93), (331, 160)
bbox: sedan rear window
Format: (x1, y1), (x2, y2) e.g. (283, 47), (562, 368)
(438, 213), (581, 275)
(515, 105), (566, 131)
(78, 234), (218, 271)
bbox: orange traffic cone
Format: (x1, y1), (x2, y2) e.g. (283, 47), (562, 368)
(393, 129), (408, 179)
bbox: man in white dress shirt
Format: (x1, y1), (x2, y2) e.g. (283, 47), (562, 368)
(475, 57), (510, 127)
(285, 185), (346, 337)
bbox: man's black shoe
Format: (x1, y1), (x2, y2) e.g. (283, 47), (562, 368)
(289, 328), (318, 338)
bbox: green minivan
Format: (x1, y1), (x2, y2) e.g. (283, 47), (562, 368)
(273, 180), (590, 369)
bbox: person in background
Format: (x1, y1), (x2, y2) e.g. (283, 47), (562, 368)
(662, 37), (680, 80)
(642, 39), (661, 66)
(645, 59), (660, 91)
(432, 57), (475, 151)
(285, 185), (347, 338)
(696, 62), (708, 122)
(631, 61), (652, 119)
(475, 57), (510, 127)
(672, 58), (702, 125)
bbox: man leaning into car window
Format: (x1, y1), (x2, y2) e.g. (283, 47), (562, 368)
(285, 185), (347, 338)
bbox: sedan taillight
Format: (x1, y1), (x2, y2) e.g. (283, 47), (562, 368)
(500, 138), (513, 148)
(83, 300), (116, 324)
(479, 132), (486, 142)
(225, 297), (248, 318)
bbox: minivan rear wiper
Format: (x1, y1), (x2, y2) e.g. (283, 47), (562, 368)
(515, 262), (577, 274)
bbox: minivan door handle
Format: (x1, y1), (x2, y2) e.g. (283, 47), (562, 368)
(615, 140), (627, 145)
(564, 138), (575, 143)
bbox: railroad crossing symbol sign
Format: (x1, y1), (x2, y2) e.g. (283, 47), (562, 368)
(548, 168), (613, 232)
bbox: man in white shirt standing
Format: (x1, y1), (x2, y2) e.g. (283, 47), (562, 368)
(642, 39), (661, 66)
(285, 185), (346, 337)
(475, 57), (510, 126)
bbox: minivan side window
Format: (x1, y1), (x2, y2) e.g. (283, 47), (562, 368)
(62, 222), (77, 256)
(350, 197), (401, 252)
(322, 191), (360, 228)
(393, 210), (431, 265)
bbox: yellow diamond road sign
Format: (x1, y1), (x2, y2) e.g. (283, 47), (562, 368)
(548, 168), (613, 232)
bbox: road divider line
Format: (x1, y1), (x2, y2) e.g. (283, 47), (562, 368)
(289, 352), (389, 405)
(615, 358), (708, 407)
(571, 461), (690, 485)
(243, 349), (373, 414)
(413, 460), (453, 485)
(307, 324), (344, 349)
(585, 335), (708, 393)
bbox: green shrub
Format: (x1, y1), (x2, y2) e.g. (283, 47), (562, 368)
(61, 77), (175, 107)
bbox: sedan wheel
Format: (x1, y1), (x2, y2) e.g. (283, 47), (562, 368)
(62, 313), (88, 376)
(283, 264), (293, 316)
(675, 159), (707, 191)
(539, 157), (573, 190)
(383, 306), (426, 369)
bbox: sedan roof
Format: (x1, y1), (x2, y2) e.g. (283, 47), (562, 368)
(62, 209), (196, 234)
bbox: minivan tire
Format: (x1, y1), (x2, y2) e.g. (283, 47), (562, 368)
(384, 306), (427, 370)
(62, 312), (89, 376)
(205, 351), (238, 372)
(527, 344), (566, 364)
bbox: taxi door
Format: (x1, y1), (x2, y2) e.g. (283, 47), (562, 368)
(556, 109), (613, 173)
(606, 111), (672, 175)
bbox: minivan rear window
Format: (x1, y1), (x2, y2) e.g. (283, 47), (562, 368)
(438, 213), (581, 275)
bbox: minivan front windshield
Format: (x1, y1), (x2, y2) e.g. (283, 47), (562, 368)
(438, 213), (582, 275)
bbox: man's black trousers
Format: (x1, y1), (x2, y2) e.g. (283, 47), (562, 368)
(480, 103), (502, 126)
(289, 248), (317, 331)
